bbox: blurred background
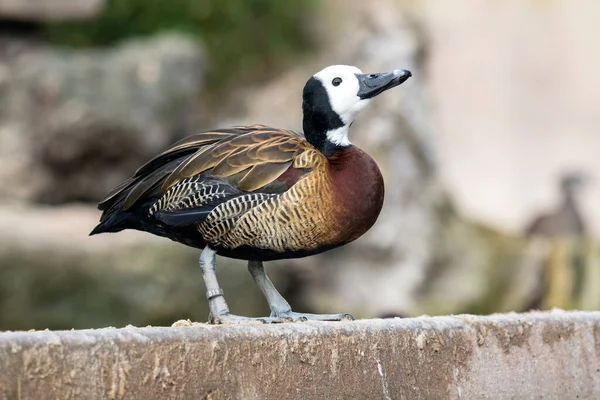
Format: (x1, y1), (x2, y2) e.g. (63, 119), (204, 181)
(0, 0), (599, 330)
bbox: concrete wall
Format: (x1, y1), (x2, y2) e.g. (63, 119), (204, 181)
(1, 311), (599, 399)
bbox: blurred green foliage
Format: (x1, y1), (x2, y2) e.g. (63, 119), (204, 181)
(44, 0), (319, 90)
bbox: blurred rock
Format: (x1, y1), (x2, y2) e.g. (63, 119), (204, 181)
(0, 0), (104, 21)
(0, 34), (204, 203)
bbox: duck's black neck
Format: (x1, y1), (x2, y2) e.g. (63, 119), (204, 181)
(562, 189), (577, 209)
(302, 113), (348, 157)
(302, 76), (347, 157)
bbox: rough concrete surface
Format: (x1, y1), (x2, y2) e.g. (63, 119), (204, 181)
(0, 311), (599, 399)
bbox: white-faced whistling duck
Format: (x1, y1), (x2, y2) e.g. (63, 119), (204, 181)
(91, 65), (412, 323)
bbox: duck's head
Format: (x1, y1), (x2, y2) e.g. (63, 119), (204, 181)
(302, 64), (411, 155)
(561, 172), (589, 196)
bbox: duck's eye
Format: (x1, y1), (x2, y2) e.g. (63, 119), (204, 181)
(332, 77), (342, 86)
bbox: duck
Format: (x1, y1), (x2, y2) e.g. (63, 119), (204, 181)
(525, 173), (587, 238)
(524, 172), (588, 311)
(91, 65), (412, 324)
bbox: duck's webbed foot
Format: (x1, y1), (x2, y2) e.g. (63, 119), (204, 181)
(273, 311), (354, 322)
(211, 311), (353, 324)
(209, 313), (270, 324)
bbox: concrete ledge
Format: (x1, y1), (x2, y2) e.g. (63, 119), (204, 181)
(1, 312), (599, 399)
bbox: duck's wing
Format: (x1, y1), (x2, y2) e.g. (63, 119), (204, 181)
(97, 125), (318, 221)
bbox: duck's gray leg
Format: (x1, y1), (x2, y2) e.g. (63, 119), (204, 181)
(199, 247), (271, 324)
(248, 260), (354, 322)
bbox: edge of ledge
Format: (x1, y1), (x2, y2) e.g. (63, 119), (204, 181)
(1, 310), (598, 344)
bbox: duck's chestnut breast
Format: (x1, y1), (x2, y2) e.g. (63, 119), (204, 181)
(327, 146), (385, 243)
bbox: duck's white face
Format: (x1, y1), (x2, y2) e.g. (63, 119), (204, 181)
(310, 65), (411, 147)
(303, 64), (411, 151)
(313, 65), (370, 126)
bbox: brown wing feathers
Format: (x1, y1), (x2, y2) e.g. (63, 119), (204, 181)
(162, 129), (306, 192)
(98, 125), (314, 217)
(238, 162), (294, 191)
(98, 132), (232, 212)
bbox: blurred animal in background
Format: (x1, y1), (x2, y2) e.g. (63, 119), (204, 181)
(525, 173), (588, 239)
(91, 65), (412, 324)
(523, 172), (594, 311)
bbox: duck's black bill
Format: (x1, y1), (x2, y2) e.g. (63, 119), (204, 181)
(356, 69), (412, 99)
